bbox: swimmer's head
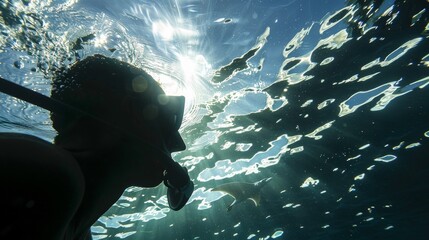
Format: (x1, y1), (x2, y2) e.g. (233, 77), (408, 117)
(51, 54), (185, 151)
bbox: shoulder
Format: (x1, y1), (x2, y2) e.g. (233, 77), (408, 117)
(0, 132), (68, 159)
(0, 132), (84, 183)
(0, 133), (86, 239)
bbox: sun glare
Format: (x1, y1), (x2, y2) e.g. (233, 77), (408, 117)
(128, 1), (214, 128)
(94, 33), (108, 47)
(152, 21), (175, 41)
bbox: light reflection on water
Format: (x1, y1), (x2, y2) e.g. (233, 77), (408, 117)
(1, 0), (429, 239)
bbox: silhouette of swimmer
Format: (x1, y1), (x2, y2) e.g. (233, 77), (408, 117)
(0, 55), (193, 240)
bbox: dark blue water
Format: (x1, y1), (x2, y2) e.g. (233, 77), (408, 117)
(1, 0), (428, 239)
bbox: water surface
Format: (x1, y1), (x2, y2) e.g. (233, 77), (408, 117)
(1, 0), (428, 239)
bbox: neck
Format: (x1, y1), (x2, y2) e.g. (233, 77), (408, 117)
(70, 148), (128, 237)
(64, 139), (166, 237)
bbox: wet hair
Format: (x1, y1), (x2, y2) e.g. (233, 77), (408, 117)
(51, 54), (165, 139)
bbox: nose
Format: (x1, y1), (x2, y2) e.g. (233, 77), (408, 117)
(167, 131), (186, 152)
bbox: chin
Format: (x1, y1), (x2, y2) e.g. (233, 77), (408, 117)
(138, 170), (164, 188)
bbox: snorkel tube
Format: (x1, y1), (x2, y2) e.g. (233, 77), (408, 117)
(0, 76), (194, 211)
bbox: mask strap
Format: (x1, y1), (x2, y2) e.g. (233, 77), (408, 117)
(0, 77), (83, 116)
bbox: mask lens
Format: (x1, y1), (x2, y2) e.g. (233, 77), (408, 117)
(158, 96), (184, 133)
(172, 114), (178, 130)
(168, 96), (184, 132)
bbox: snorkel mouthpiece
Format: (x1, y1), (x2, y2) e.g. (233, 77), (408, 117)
(163, 161), (194, 211)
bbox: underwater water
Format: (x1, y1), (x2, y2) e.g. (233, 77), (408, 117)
(1, 0), (429, 239)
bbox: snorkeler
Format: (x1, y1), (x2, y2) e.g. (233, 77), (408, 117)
(0, 54), (194, 240)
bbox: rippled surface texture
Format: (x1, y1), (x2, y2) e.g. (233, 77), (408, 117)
(1, 0), (429, 239)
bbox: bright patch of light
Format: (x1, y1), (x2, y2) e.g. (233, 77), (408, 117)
(152, 21), (174, 41)
(405, 142), (421, 149)
(94, 33), (108, 47)
(114, 231), (136, 239)
(282, 203), (294, 208)
(271, 230), (284, 239)
(214, 17), (226, 23)
(91, 226), (107, 234)
(247, 234), (256, 239)
(374, 154), (397, 163)
(156, 74), (185, 96)
(300, 177), (319, 188)
(393, 141), (404, 150)
(359, 144), (370, 150)
(367, 165), (375, 170)
(179, 55), (197, 81)
(169, 53), (211, 127)
(354, 173), (365, 180)
(347, 154), (361, 161)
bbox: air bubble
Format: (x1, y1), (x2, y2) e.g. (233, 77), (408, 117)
(14, 60), (24, 69)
